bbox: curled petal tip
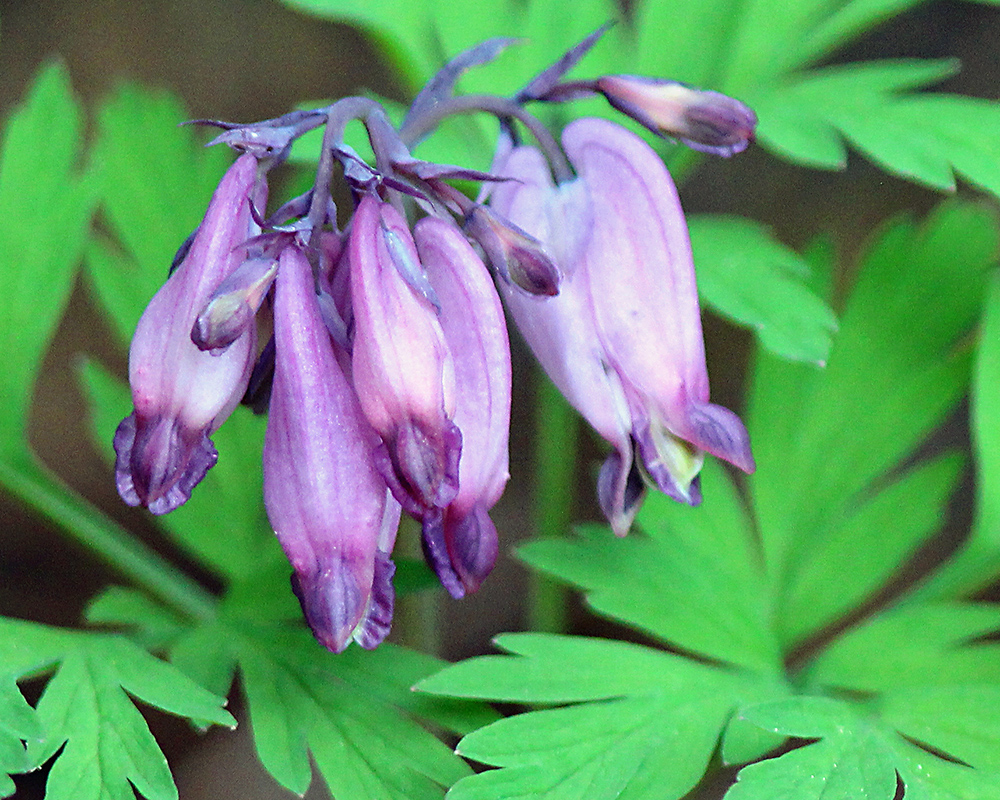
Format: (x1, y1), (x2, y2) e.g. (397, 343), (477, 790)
(374, 420), (463, 515)
(291, 558), (365, 654)
(422, 504), (499, 598)
(686, 403), (755, 474)
(354, 553), (397, 650)
(114, 413), (218, 515)
(597, 450), (645, 536)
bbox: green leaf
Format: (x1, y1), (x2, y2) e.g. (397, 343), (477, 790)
(795, 0), (928, 68)
(155, 577), (494, 800)
(0, 675), (42, 796)
(419, 634), (787, 799)
(780, 451), (965, 644)
(520, 460), (780, 674)
(891, 736), (1000, 800)
(914, 270), (1000, 599)
(751, 59), (1000, 199)
(0, 60), (93, 458)
(748, 201), (995, 644)
(634, 0), (742, 87)
(235, 624), (481, 799)
(0, 618), (233, 800)
(451, 694), (728, 800)
(85, 586), (187, 651)
(803, 603), (1000, 693)
(690, 214), (837, 364)
(880, 685), (1000, 772)
(729, 697), (898, 800)
(85, 83), (229, 345)
(731, 694), (1000, 800)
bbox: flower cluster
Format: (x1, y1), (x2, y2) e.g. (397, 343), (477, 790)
(114, 31), (757, 652)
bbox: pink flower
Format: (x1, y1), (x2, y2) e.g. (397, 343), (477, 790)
(491, 117), (754, 534)
(414, 217), (512, 597)
(114, 153), (263, 514)
(263, 245), (399, 652)
(349, 195), (463, 516)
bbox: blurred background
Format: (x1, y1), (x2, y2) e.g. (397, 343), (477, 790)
(1, 0), (999, 796)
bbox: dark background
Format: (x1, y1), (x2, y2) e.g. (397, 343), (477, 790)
(1, 1), (999, 797)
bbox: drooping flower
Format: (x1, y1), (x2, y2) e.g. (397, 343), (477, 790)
(413, 216), (512, 597)
(114, 153), (263, 514)
(349, 194), (463, 516)
(263, 244), (400, 653)
(492, 117), (754, 534)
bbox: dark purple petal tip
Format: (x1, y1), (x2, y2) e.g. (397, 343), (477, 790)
(291, 556), (365, 654)
(686, 403), (756, 474)
(354, 553), (396, 650)
(597, 450), (646, 537)
(114, 413), (218, 515)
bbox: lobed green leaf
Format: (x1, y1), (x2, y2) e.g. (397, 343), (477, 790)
(520, 460), (780, 674)
(690, 214), (837, 364)
(0, 618), (233, 800)
(0, 61), (94, 459)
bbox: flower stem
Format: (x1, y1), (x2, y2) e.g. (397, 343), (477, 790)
(0, 456), (217, 622)
(527, 370), (579, 633)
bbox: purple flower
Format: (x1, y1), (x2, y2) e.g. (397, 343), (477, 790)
(413, 217), (512, 597)
(263, 245), (400, 653)
(596, 76), (757, 156)
(114, 153), (263, 514)
(349, 194), (463, 516)
(491, 117), (754, 534)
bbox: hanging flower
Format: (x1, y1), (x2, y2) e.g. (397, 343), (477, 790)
(492, 117), (754, 534)
(114, 152), (264, 515)
(263, 245), (400, 652)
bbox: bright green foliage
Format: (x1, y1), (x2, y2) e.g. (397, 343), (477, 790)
(0, 618), (234, 800)
(0, 60), (93, 459)
(915, 270), (1000, 599)
(85, 586), (495, 800)
(750, 60), (1000, 197)
(418, 199), (1000, 799)
(690, 214), (837, 364)
(418, 634), (788, 800)
(522, 461), (780, 675)
(0, 676), (42, 797)
(751, 201), (996, 646)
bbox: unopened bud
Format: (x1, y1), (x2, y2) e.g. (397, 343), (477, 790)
(464, 205), (561, 296)
(596, 75), (756, 157)
(192, 257), (277, 353)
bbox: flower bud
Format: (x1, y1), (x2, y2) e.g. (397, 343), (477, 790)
(596, 75), (757, 156)
(191, 256), (277, 353)
(463, 205), (561, 296)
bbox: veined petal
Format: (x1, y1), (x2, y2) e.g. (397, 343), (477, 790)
(349, 195), (461, 513)
(117, 153), (262, 514)
(415, 217), (512, 595)
(264, 245), (397, 653)
(562, 117), (754, 477)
